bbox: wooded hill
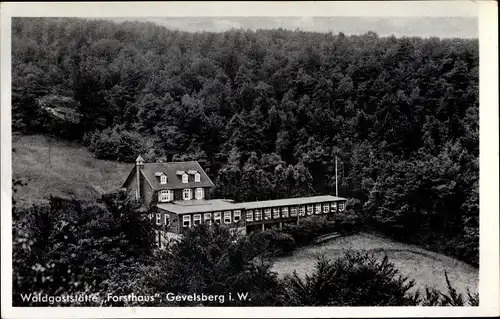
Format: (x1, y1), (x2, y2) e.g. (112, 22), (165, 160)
(12, 18), (479, 265)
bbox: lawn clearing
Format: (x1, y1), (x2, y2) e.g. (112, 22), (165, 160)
(12, 134), (133, 209)
(272, 232), (478, 296)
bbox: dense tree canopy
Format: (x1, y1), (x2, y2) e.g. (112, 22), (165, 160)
(12, 18), (479, 264)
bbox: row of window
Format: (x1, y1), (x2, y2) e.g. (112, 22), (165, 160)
(182, 210), (242, 228)
(153, 213), (170, 226)
(158, 188), (204, 202)
(246, 202), (345, 222)
(178, 202), (346, 228)
(159, 172), (201, 185)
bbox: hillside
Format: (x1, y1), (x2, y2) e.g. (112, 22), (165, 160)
(12, 134), (132, 209)
(272, 232), (478, 296)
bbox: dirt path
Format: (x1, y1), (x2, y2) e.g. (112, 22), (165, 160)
(272, 232), (479, 296)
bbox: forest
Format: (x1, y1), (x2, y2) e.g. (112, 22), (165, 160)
(11, 18), (479, 265)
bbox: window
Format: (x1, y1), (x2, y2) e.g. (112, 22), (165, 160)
(183, 189), (192, 200)
(195, 188), (204, 200)
(164, 214), (170, 226)
(158, 190), (171, 202)
(273, 208), (280, 219)
(156, 213), (162, 226)
(195, 173), (201, 182)
(315, 204), (322, 214)
(246, 210), (254, 222)
(224, 211), (232, 224)
(290, 206), (298, 217)
(339, 202), (345, 211)
(182, 215), (191, 228)
(331, 202), (337, 212)
(233, 210), (241, 223)
(322, 203), (329, 213)
(255, 209), (262, 220)
(160, 175), (167, 184)
(193, 214), (202, 226)
(282, 207), (289, 218)
(264, 209), (272, 220)
(214, 212), (221, 224)
(307, 205), (313, 215)
(182, 173), (188, 184)
(299, 206), (305, 216)
(204, 213), (212, 225)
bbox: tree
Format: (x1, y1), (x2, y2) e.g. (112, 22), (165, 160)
(12, 192), (156, 306)
(146, 224), (285, 306)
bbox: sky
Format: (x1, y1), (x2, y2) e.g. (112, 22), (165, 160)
(111, 16), (478, 38)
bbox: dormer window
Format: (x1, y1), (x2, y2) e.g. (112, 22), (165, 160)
(182, 174), (188, 184)
(160, 175), (167, 184)
(195, 173), (201, 182)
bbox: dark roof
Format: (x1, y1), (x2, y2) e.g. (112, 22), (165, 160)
(157, 195), (347, 215)
(122, 161), (215, 190)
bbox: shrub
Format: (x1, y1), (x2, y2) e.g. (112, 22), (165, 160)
(147, 223), (285, 306)
(332, 208), (362, 234)
(419, 271), (479, 306)
(283, 216), (337, 246)
(12, 193), (156, 306)
(84, 126), (149, 162)
(248, 229), (296, 257)
(282, 252), (420, 306)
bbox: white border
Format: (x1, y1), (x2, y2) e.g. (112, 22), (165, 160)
(1, 1), (498, 318)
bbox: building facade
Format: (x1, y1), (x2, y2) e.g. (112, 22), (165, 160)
(122, 156), (348, 246)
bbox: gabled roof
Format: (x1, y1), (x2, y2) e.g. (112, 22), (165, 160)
(122, 161), (215, 190)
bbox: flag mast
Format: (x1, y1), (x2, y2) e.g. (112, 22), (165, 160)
(335, 155), (338, 197)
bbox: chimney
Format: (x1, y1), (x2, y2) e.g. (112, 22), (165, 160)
(135, 155), (145, 200)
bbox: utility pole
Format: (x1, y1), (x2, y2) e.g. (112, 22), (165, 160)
(335, 156), (338, 197)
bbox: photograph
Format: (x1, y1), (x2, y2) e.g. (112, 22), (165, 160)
(1, 1), (498, 318)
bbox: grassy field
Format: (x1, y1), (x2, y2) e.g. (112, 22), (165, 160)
(272, 232), (479, 296)
(12, 134), (133, 209)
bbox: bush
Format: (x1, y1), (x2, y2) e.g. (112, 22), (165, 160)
(419, 271), (479, 306)
(333, 209), (362, 234)
(249, 229), (296, 257)
(84, 126), (149, 162)
(282, 252), (419, 306)
(12, 193), (156, 306)
(147, 223), (286, 306)
(283, 216), (337, 246)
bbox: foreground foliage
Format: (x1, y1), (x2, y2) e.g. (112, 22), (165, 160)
(147, 224), (285, 306)
(283, 253), (419, 306)
(13, 194), (478, 307)
(12, 193), (157, 306)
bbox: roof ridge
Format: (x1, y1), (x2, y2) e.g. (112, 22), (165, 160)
(144, 160), (199, 164)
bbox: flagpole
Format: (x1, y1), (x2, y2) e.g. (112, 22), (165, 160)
(335, 156), (338, 197)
